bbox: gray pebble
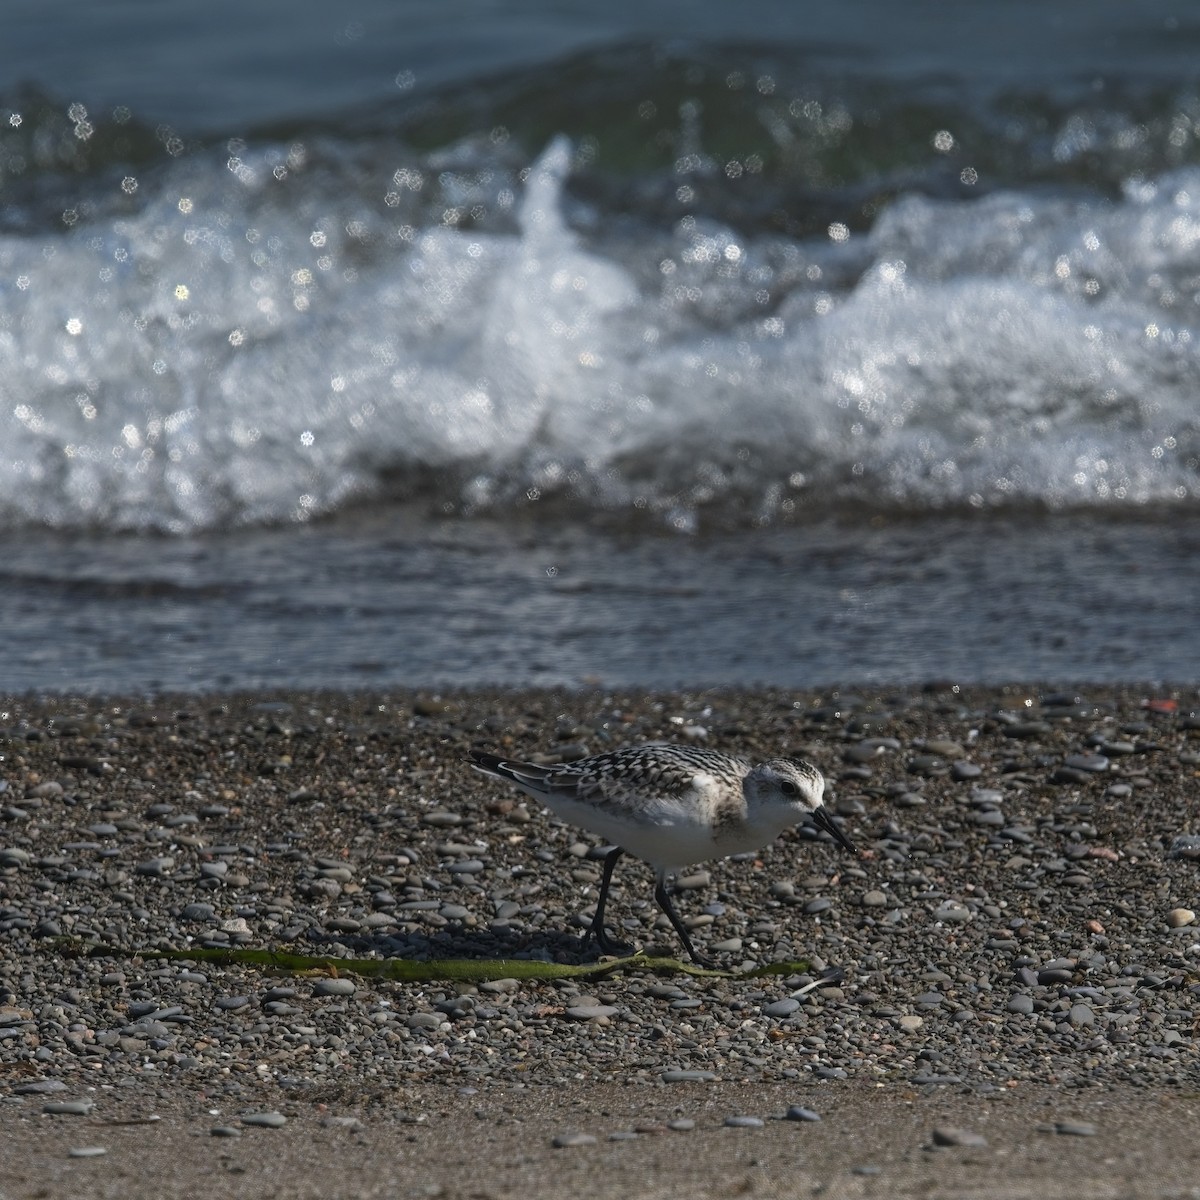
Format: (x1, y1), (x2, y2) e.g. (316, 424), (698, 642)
(565, 1005), (618, 1020)
(15, 1079), (67, 1094)
(1055, 1121), (1098, 1137)
(552, 1132), (597, 1147)
(785, 1106), (821, 1122)
(44, 1099), (94, 1116)
(667, 1119), (696, 1131)
(1068, 1003), (1095, 1026)
(764, 998), (801, 1018)
(211, 1126), (243, 1137)
(313, 978), (357, 997)
(932, 1126), (988, 1148)
(662, 1070), (717, 1083)
(67, 1146), (107, 1158)
(135, 856), (174, 876)
(241, 1111), (287, 1128)
(724, 1115), (764, 1128)
(934, 901), (972, 923)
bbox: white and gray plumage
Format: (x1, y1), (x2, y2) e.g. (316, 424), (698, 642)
(469, 742), (857, 966)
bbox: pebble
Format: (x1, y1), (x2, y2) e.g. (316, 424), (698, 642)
(313, 978), (357, 997)
(1055, 1121), (1098, 1137)
(1167, 908), (1195, 928)
(931, 1126), (988, 1148)
(68, 1147), (107, 1158)
(552, 1132), (597, 1148)
(241, 1112), (288, 1128)
(724, 1115), (764, 1128)
(565, 1005), (618, 1020)
(763, 998), (801, 1018)
(785, 1106), (821, 1122)
(933, 900), (972, 923)
(44, 1099), (94, 1116)
(662, 1070), (717, 1083)
(667, 1119), (696, 1132)
(211, 1126), (243, 1137)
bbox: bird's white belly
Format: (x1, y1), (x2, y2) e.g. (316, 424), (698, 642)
(541, 794), (779, 872)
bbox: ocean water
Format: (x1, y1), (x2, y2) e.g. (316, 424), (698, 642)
(2, 2), (1199, 692)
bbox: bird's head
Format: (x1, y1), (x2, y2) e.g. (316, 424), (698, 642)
(746, 758), (856, 853)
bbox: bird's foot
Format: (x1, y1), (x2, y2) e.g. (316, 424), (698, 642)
(589, 925), (635, 958)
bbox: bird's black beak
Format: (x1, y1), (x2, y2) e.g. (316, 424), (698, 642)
(813, 806), (857, 854)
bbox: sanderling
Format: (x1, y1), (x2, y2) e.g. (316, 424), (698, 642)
(469, 743), (857, 966)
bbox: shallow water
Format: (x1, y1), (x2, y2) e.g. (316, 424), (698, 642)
(1, 511), (1195, 693)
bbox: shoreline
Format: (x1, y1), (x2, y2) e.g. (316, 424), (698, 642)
(1, 684), (1198, 1196)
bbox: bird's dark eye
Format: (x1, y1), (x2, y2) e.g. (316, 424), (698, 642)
(780, 780), (798, 796)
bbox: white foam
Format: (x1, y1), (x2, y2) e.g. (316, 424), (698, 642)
(0, 139), (1196, 531)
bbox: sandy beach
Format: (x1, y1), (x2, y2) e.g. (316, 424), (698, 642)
(1, 685), (1198, 1197)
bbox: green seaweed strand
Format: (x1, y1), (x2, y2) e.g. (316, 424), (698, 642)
(55, 940), (808, 982)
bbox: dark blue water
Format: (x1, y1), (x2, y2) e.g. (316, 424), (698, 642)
(2, 2), (1199, 693)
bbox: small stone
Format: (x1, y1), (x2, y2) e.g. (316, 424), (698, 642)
(1055, 1121), (1097, 1137)
(932, 1126), (988, 1148)
(1068, 1003), (1095, 1027)
(67, 1147), (107, 1158)
(15, 1079), (67, 1095)
(321, 1116), (365, 1130)
(44, 1099), (94, 1116)
(724, 1115), (764, 1128)
(407, 1013), (444, 1030)
(1063, 753), (1109, 773)
(1007, 994), (1035, 1015)
(1167, 908), (1196, 928)
(933, 901), (972, 924)
(924, 740), (965, 758)
(565, 1005), (618, 1021)
(662, 1070), (717, 1083)
(897, 1014), (924, 1032)
(1037, 967), (1074, 985)
(552, 1132), (597, 1148)
(667, 1119), (696, 1131)
(764, 998), (801, 1018)
(241, 1111), (287, 1128)
(313, 978), (357, 997)
(135, 857), (174, 876)
(785, 1106), (821, 1122)
(861, 890), (888, 907)
(211, 1126), (243, 1137)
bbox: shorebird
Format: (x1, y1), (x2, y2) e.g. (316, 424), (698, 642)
(469, 743), (857, 966)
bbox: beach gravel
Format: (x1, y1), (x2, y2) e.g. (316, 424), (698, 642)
(1, 684), (1199, 1197)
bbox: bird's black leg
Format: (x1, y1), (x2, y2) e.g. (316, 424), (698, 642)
(653, 875), (717, 969)
(587, 846), (632, 957)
